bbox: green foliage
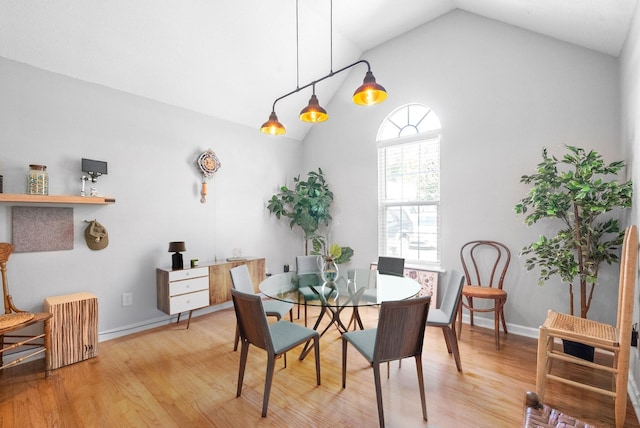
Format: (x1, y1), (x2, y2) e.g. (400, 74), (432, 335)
(515, 145), (632, 318)
(267, 168), (353, 264)
(267, 168), (334, 239)
(310, 235), (354, 264)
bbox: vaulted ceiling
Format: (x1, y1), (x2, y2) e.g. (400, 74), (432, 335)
(0, 0), (636, 141)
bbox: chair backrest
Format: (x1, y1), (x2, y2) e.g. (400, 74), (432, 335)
(460, 240), (510, 289)
(229, 264), (255, 294)
(436, 270), (465, 324)
(296, 255), (321, 274)
(374, 295), (431, 363)
(348, 268), (377, 290)
(617, 225), (638, 334)
(296, 255), (321, 289)
(231, 288), (274, 353)
(377, 256), (405, 277)
(0, 243), (19, 314)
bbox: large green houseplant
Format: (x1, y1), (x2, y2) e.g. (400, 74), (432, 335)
(514, 145), (632, 320)
(267, 168), (353, 264)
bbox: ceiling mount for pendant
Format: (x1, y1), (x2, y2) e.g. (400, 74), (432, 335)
(260, 0), (387, 136)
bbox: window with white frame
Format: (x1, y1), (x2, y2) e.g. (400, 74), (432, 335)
(377, 103), (441, 264)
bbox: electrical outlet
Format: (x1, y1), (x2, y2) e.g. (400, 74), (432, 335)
(122, 292), (133, 307)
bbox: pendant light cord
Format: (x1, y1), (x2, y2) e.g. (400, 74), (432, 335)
(330, 0), (333, 74)
(296, 0), (300, 89)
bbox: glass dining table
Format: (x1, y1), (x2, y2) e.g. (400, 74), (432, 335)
(259, 268), (421, 359)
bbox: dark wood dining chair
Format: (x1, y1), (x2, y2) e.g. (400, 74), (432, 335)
(229, 264), (293, 351)
(426, 269), (465, 371)
(0, 243), (52, 376)
(376, 256), (405, 276)
(342, 295), (431, 427)
(231, 289), (320, 417)
(457, 240), (510, 349)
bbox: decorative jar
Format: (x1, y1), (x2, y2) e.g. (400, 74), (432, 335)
(27, 164), (48, 195)
(320, 257), (339, 283)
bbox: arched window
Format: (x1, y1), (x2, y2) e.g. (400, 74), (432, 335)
(377, 103), (441, 264)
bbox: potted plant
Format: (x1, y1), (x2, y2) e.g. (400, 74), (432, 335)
(267, 168), (353, 264)
(514, 145), (632, 358)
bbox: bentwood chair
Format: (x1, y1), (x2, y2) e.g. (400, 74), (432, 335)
(229, 264), (293, 351)
(426, 269), (465, 372)
(0, 243), (52, 376)
(342, 295), (431, 428)
(376, 256), (405, 277)
(457, 240), (510, 349)
(231, 289), (320, 417)
(536, 225), (638, 428)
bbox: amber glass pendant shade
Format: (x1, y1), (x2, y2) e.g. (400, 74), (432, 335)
(260, 112), (286, 135)
(299, 94), (328, 123)
(353, 71), (388, 106)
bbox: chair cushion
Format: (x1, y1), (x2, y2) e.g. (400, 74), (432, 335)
(262, 299), (293, 319)
(269, 320), (318, 354)
(0, 312), (34, 329)
(426, 308), (448, 326)
(343, 328), (378, 362)
(462, 285), (507, 298)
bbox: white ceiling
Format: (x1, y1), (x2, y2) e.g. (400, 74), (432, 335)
(0, 0), (637, 141)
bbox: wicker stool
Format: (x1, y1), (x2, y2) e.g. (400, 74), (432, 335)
(523, 391), (595, 428)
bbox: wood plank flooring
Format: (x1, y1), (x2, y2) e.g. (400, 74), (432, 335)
(1, 305), (638, 427)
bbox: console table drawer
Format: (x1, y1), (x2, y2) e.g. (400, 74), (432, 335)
(169, 275), (209, 296)
(169, 290), (209, 314)
(168, 267), (208, 282)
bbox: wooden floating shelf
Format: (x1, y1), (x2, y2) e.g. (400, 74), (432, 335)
(0, 194), (116, 205)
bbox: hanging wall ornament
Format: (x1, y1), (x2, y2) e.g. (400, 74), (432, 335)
(196, 149), (221, 203)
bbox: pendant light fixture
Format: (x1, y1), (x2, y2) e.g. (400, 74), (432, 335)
(300, 84), (328, 123)
(260, 0), (387, 136)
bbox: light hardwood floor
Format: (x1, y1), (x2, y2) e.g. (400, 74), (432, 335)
(1, 305), (639, 427)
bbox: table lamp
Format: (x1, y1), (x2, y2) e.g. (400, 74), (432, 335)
(168, 241), (186, 270)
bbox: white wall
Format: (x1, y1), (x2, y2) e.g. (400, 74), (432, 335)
(0, 57), (303, 337)
(620, 0), (640, 408)
(302, 10), (622, 330)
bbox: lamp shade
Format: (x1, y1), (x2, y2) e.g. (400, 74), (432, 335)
(353, 71), (387, 106)
(299, 94), (328, 123)
(168, 241), (186, 253)
(260, 112), (286, 135)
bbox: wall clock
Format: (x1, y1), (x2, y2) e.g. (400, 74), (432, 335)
(197, 149), (221, 203)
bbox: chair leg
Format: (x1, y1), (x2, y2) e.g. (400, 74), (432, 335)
(442, 326), (462, 372)
(536, 326), (551, 400)
(467, 296), (474, 326)
(415, 354), (428, 422)
(44, 317), (52, 377)
(313, 336), (321, 385)
(234, 324), (239, 351)
(341, 337), (348, 388)
(262, 355), (276, 417)
(236, 340), (249, 398)
(373, 363), (386, 428)
(500, 304), (508, 334)
(456, 300), (463, 339)
(304, 302), (308, 327)
(494, 299), (501, 350)
(289, 308), (293, 322)
(614, 352), (628, 428)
